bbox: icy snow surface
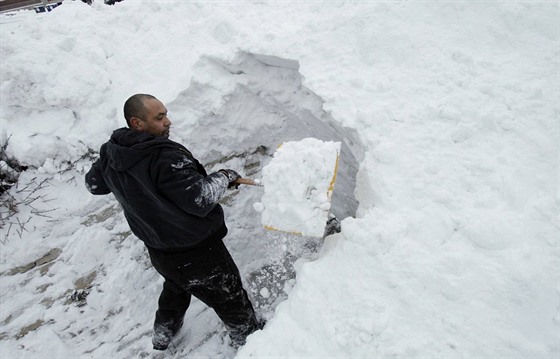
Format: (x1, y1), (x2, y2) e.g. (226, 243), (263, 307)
(0, 1), (559, 358)
(257, 138), (341, 237)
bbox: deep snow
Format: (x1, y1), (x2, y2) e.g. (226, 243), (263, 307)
(0, 1), (558, 358)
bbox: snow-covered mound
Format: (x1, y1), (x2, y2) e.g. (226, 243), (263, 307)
(0, 1), (558, 358)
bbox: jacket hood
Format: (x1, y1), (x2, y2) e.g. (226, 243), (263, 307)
(105, 128), (179, 171)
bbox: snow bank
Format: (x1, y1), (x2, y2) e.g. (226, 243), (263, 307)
(0, 1), (558, 358)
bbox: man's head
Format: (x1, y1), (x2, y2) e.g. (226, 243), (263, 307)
(123, 94), (172, 138)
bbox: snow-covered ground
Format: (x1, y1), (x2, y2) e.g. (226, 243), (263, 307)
(1, 1), (558, 358)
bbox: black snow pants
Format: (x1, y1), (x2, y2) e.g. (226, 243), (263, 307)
(146, 236), (259, 345)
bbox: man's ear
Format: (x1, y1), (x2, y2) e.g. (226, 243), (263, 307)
(130, 117), (144, 132)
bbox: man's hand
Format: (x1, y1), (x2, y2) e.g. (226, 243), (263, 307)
(219, 169), (241, 188)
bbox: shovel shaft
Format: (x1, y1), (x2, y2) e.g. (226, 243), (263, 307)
(234, 178), (262, 187)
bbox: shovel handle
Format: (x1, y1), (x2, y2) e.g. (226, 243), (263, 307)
(234, 178), (262, 187)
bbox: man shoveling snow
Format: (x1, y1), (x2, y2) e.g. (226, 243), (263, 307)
(85, 94), (263, 350)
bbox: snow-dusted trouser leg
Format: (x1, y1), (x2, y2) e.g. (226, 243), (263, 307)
(151, 280), (190, 349)
(176, 237), (260, 346)
(147, 236), (260, 348)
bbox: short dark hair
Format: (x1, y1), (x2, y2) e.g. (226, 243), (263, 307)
(123, 94), (156, 127)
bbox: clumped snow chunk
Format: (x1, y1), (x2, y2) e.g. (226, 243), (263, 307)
(255, 138), (341, 237)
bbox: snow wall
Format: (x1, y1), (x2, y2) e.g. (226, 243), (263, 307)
(169, 51), (363, 226)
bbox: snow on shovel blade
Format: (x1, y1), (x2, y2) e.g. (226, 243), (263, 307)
(254, 138), (341, 237)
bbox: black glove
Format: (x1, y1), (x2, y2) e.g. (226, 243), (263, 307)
(219, 169), (241, 188)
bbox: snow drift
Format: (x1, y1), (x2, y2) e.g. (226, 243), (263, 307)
(0, 1), (558, 358)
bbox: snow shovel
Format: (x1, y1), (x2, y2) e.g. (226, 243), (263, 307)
(253, 138), (341, 238)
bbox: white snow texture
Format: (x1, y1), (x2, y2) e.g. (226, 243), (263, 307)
(258, 138), (341, 237)
(0, 1), (558, 358)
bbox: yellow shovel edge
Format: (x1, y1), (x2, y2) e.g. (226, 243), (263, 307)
(264, 225), (303, 236)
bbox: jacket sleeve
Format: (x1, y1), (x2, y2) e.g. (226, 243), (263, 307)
(85, 159), (111, 195)
(155, 149), (230, 218)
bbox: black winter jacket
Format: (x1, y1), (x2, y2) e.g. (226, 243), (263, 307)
(85, 128), (230, 251)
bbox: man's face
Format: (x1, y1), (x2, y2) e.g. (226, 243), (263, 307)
(134, 98), (172, 138)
